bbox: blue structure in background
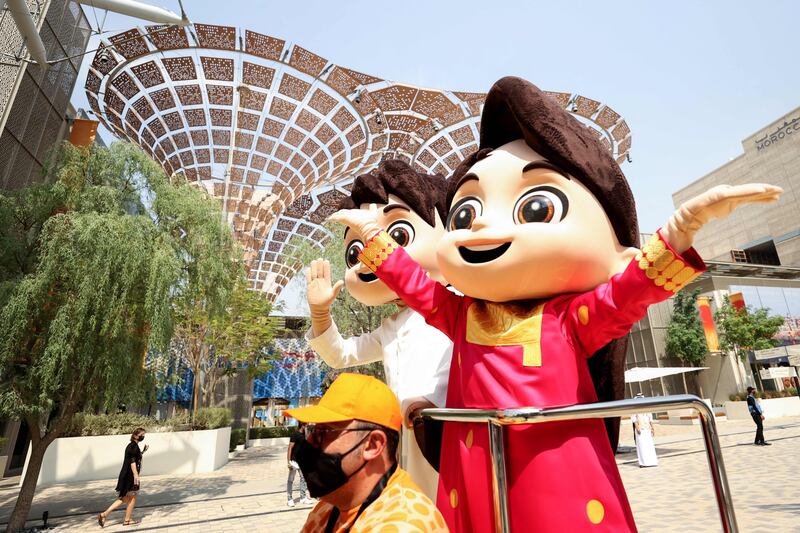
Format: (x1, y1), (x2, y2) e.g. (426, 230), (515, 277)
(159, 367), (193, 405)
(253, 338), (327, 401)
(145, 351), (193, 406)
(146, 338), (327, 408)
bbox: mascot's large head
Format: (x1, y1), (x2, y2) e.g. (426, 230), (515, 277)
(441, 77), (640, 449)
(338, 160), (448, 306)
(439, 76), (639, 303)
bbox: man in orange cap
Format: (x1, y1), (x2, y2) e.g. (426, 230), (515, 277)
(287, 373), (447, 532)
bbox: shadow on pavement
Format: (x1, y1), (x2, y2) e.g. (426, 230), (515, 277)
(127, 507), (305, 531)
(752, 502), (800, 513)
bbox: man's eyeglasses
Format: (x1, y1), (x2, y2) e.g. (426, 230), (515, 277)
(303, 424), (379, 443)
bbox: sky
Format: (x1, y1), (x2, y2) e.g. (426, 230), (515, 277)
(70, 0), (800, 314)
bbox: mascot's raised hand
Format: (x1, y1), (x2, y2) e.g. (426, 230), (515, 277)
(305, 259), (344, 336)
(328, 203), (381, 240)
(662, 184), (782, 253)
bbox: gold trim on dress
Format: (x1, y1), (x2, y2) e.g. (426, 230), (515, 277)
(637, 233), (701, 293)
(358, 230), (398, 272)
(466, 302), (545, 367)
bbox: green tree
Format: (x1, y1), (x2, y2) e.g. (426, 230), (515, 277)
(157, 169), (240, 420)
(288, 222), (396, 382)
(665, 289), (710, 366)
(203, 277), (277, 406)
(714, 296), (785, 360)
(0, 142), (236, 531)
(0, 183), (63, 300)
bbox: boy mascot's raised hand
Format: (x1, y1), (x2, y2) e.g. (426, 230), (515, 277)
(330, 76), (781, 533)
(305, 160), (453, 499)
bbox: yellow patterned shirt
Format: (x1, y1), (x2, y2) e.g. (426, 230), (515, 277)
(300, 467), (448, 532)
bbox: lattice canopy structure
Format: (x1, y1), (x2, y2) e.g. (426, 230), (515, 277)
(85, 24), (633, 301)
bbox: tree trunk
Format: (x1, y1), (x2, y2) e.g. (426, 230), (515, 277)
(204, 367), (220, 407)
(191, 361), (202, 422)
(6, 390), (76, 532)
(189, 332), (208, 422)
(694, 372), (705, 399)
(5, 435), (48, 532)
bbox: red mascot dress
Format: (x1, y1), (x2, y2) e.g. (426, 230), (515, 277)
(356, 230), (704, 533)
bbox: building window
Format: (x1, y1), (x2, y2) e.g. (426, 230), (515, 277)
(744, 240), (781, 266)
(730, 249), (748, 263)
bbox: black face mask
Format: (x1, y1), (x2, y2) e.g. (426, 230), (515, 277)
(293, 435), (369, 498)
(138, 435), (145, 442)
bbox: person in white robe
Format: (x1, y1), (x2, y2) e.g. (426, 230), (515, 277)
(305, 162), (452, 499)
(631, 393), (658, 467)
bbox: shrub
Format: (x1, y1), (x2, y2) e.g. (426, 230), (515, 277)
(193, 407), (232, 430)
(248, 426), (296, 439)
(230, 428), (247, 451)
(164, 411), (192, 432)
(0, 437), (7, 452)
(65, 412), (159, 437)
(728, 389), (799, 402)
(62, 409), (231, 437)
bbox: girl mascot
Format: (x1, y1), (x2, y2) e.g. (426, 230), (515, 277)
(331, 76), (781, 532)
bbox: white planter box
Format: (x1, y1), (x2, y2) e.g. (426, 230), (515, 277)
(22, 427), (230, 487)
(247, 437), (290, 449)
(724, 397), (800, 420)
(658, 398), (714, 425)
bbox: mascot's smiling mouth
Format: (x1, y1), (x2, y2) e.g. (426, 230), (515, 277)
(357, 272), (378, 282)
(458, 242), (511, 264)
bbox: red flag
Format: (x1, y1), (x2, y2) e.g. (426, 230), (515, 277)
(697, 296), (720, 351)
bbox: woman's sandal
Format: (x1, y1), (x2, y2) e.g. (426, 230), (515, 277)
(97, 513), (106, 528)
(123, 519), (140, 526)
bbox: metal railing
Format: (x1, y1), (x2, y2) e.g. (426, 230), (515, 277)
(420, 394), (737, 533)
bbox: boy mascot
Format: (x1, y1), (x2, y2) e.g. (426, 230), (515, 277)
(305, 160), (452, 498)
(330, 76), (781, 532)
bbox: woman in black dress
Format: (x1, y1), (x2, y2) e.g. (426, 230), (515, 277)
(98, 427), (148, 527)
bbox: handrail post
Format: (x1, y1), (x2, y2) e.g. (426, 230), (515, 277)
(695, 401), (737, 533)
(487, 420), (510, 533)
(420, 395), (738, 533)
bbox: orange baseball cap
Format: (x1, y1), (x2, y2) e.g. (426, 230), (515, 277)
(285, 373), (402, 431)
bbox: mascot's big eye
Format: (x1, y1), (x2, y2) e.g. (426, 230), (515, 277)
(447, 197), (483, 231)
(345, 240), (364, 268)
(387, 221), (415, 247)
(513, 187), (568, 224)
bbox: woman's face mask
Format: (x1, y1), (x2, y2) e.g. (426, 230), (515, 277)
(293, 434), (369, 498)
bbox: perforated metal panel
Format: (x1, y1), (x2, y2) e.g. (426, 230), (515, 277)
(0, 0), (45, 127)
(8, 144), (35, 189)
(38, 108), (64, 163)
(0, 131), (19, 187)
(4, 74), (36, 139)
(0, 10), (25, 124)
(24, 91), (51, 156)
(0, 0), (91, 190)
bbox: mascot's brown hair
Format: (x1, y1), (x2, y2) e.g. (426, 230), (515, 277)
(339, 159), (448, 227)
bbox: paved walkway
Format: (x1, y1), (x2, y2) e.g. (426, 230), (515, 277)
(1, 417), (798, 532)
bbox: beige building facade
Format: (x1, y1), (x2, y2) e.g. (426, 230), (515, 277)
(626, 263), (800, 405)
(673, 106), (800, 267)
(629, 108), (800, 404)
